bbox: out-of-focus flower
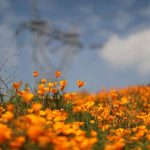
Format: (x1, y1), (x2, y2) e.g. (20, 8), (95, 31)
(63, 92), (77, 100)
(55, 70), (61, 78)
(38, 84), (47, 95)
(41, 79), (47, 84)
(77, 80), (85, 88)
(38, 136), (50, 148)
(51, 88), (58, 94)
(60, 80), (67, 91)
(0, 124), (12, 144)
(90, 130), (97, 137)
(9, 136), (25, 149)
(20, 91), (34, 103)
(32, 103), (42, 112)
(110, 90), (118, 99)
(120, 97), (128, 105)
(90, 120), (95, 124)
(7, 104), (14, 112)
(12, 81), (22, 90)
(2, 111), (14, 121)
(48, 82), (53, 88)
(52, 82), (58, 87)
(33, 71), (39, 77)
(27, 126), (43, 141)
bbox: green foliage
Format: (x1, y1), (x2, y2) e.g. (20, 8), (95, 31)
(65, 111), (94, 123)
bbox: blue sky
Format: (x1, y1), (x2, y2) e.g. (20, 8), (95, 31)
(0, 0), (150, 92)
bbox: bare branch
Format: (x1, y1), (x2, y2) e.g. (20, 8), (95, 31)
(0, 78), (9, 90)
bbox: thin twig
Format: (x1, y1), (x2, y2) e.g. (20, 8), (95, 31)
(0, 78), (9, 90)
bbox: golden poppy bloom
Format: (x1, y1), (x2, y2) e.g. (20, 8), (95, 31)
(77, 80), (85, 88)
(55, 70), (61, 78)
(32, 103), (42, 112)
(41, 79), (47, 84)
(7, 104), (14, 112)
(60, 80), (67, 91)
(33, 71), (39, 77)
(2, 111), (14, 121)
(27, 126), (43, 141)
(120, 97), (128, 105)
(51, 88), (58, 94)
(0, 124), (12, 144)
(38, 136), (50, 148)
(52, 82), (58, 87)
(110, 89), (118, 99)
(9, 136), (25, 149)
(38, 84), (47, 95)
(12, 81), (22, 90)
(20, 91), (34, 103)
(63, 92), (77, 100)
(90, 130), (97, 137)
(47, 82), (53, 88)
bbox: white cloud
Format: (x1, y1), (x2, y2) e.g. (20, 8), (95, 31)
(100, 28), (150, 74)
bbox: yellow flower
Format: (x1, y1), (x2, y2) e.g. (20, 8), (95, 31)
(63, 92), (77, 100)
(120, 97), (128, 104)
(47, 82), (53, 88)
(110, 89), (118, 99)
(60, 80), (67, 91)
(38, 84), (46, 95)
(90, 120), (95, 124)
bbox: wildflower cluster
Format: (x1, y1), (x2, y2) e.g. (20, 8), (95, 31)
(0, 71), (150, 150)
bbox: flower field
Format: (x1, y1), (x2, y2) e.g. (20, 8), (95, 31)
(0, 71), (150, 150)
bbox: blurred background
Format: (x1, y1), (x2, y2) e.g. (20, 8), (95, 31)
(0, 0), (150, 92)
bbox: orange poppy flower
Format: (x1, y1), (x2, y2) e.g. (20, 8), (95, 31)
(7, 104), (14, 112)
(12, 81), (22, 90)
(41, 79), (47, 84)
(38, 136), (50, 148)
(55, 70), (61, 78)
(27, 126), (43, 141)
(77, 80), (85, 88)
(51, 88), (58, 94)
(33, 71), (39, 77)
(20, 91), (34, 103)
(38, 84), (47, 95)
(9, 136), (25, 149)
(47, 82), (53, 88)
(2, 111), (14, 121)
(0, 124), (12, 144)
(60, 80), (67, 91)
(32, 103), (42, 112)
